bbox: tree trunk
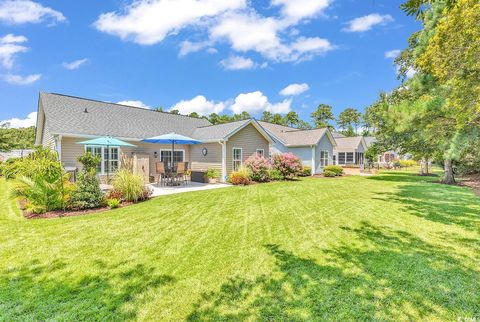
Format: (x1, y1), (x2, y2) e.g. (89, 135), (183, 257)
(442, 159), (455, 184)
(425, 158), (429, 175)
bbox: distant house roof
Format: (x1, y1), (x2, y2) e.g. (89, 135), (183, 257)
(37, 93), (211, 140)
(258, 121), (335, 147)
(335, 136), (367, 151)
(332, 132), (345, 138)
(363, 136), (376, 147)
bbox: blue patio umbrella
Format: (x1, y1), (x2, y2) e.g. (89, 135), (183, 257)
(142, 133), (201, 170)
(78, 137), (136, 180)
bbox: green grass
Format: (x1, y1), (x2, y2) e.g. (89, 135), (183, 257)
(0, 171), (479, 321)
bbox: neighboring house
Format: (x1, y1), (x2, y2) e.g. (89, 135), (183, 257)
(0, 149), (34, 162)
(333, 136), (368, 166)
(35, 93), (273, 182)
(258, 121), (336, 175)
(363, 136), (412, 164)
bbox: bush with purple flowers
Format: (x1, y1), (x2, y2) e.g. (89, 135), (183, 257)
(272, 153), (303, 179)
(244, 155), (271, 182)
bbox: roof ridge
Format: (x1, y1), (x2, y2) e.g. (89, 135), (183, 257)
(283, 127), (327, 133)
(195, 118), (251, 129)
(41, 92), (212, 124)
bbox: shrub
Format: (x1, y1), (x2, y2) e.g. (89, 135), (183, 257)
(107, 198), (120, 209)
(206, 168), (219, 179)
(70, 171), (105, 210)
(139, 186), (153, 201)
(70, 152), (105, 210)
(272, 153), (303, 179)
(113, 169), (144, 202)
(107, 190), (123, 200)
(299, 166), (311, 177)
(324, 165), (343, 176)
(399, 160), (417, 168)
(229, 166), (251, 185)
(244, 155), (271, 182)
(268, 168), (284, 181)
(323, 170), (336, 177)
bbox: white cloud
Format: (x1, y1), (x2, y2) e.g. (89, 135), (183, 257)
(62, 58), (88, 70)
(0, 33), (28, 69)
(3, 73), (41, 85)
(170, 95), (225, 115)
(279, 83), (309, 96)
(210, 12), (334, 62)
(117, 100), (151, 109)
(230, 91), (291, 114)
(94, 0), (245, 45)
(272, 0), (330, 23)
(220, 55), (255, 70)
(385, 49), (401, 59)
(0, 111), (37, 128)
(343, 14), (393, 32)
(0, 0), (66, 25)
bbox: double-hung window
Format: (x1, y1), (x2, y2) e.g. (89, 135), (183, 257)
(346, 152), (354, 163)
(320, 150), (329, 167)
(256, 149), (264, 157)
(233, 148), (242, 171)
(85, 146), (119, 174)
(160, 150), (184, 169)
(338, 152), (346, 165)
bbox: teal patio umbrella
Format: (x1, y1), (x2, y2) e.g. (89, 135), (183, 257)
(78, 137), (136, 180)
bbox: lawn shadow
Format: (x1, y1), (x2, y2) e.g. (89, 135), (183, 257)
(367, 171), (440, 183)
(0, 258), (175, 320)
(372, 179), (480, 232)
(187, 224), (480, 321)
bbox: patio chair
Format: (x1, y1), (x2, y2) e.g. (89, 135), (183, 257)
(155, 162), (167, 186)
(175, 162), (188, 185)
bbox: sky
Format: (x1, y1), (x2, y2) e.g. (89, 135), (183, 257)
(0, 0), (420, 128)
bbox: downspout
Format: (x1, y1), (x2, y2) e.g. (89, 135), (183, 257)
(220, 140), (227, 182)
(311, 145), (316, 176)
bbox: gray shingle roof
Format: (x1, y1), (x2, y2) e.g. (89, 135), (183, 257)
(192, 119), (251, 141)
(332, 132), (345, 138)
(335, 136), (364, 150)
(364, 136), (376, 147)
(40, 93), (211, 139)
(258, 121), (328, 146)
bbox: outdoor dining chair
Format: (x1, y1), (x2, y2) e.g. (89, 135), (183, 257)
(155, 161), (167, 186)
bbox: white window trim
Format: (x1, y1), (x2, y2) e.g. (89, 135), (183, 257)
(338, 152), (346, 165)
(232, 147), (243, 171)
(256, 149), (264, 157)
(84, 145), (120, 175)
(320, 150), (329, 167)
(159, 149), (185, 161)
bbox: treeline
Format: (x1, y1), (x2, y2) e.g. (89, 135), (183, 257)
(156, 105), (373, 136)
(0, 125), (35, 152)
(364, 0), (479, 183)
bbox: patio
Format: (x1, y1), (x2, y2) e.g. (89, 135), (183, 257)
(148, 181), (232, 197)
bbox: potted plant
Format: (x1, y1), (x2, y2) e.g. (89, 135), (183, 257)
(206, 168), (219, 184)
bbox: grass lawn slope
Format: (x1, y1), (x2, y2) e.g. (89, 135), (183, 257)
(0, 172), (479, 321)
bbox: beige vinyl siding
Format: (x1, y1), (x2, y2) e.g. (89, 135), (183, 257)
(226, 124), (269, 175)
(60, 137), (191, 176)
(42, 121), (55, 149)
(190, 143), (222, 178)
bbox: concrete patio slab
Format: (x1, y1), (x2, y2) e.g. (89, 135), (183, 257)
(148, 182), (232, 197)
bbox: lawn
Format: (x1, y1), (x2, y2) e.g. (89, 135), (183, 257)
(0, 172), (479, 321)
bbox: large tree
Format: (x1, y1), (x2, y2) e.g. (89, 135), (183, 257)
(337, 108), (362, 136)
(311, 104), (335, 129)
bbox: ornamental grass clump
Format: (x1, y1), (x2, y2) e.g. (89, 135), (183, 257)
(244, 155), (271, 182)
(229, 166), (251, 185)
(272, 153), (303, 179)
(113, 169), (145, 203)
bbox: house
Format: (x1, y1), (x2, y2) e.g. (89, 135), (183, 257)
(35, 93), (273, 182)
(257, 121), (336, 175)
(333, 136), (368, 166)
(363, 136), (413, 165)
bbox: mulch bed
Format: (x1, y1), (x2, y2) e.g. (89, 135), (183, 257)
(22, 201), (135, 220)
(458, 174), (480, 197)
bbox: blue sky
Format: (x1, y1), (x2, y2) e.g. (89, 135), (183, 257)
(0, 0), (419, 128)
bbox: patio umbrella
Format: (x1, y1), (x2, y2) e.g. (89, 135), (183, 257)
(77, 137), (136, 180)
(142, 133), (201, 170)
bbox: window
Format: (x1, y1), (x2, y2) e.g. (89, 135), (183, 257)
(85, 146), (119, 174)
(333, 155), (336, 165)
(355, 152), (364, 165)
(346, 152), (354, 163)
(233, 148), (242, 171)
(160, 150), (184, 169)
(256, 149), (264, 157)
(338, 152), (346, 165)
(320, 150), (329, 167)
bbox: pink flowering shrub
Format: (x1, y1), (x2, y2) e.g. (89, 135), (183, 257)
(272, 153), (303, 179)
(244, 155), (271, 182)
